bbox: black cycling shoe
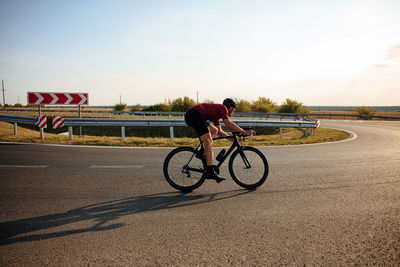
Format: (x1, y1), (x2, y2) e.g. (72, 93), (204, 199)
(203, 172), (226, 183)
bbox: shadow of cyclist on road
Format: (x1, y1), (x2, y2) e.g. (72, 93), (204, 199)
(0, 189), (253, 246)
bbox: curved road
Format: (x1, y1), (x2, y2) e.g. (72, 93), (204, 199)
(0, 120), (399, 265)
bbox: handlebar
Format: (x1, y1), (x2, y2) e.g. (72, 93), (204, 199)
(213, 127), (255, 141)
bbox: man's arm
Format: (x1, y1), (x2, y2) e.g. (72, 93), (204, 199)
(216, 124), (229, 137)
(222, 118), (255, 136)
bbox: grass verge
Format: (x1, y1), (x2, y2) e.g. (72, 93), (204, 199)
(0, 121), (350, 147)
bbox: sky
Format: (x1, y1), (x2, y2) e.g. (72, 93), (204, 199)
(1, 0), (400, 106)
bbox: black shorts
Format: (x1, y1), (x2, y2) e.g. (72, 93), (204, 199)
(185, 108), (210, 136)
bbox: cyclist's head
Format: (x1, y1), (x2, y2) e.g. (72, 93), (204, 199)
(223, 98), (237, 110)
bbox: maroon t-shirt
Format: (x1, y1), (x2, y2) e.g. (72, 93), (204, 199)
(192, 103), (229, 126)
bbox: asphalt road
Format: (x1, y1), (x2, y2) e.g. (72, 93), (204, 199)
(1, 120), (399, 266)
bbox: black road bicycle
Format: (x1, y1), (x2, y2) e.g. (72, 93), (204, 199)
(163, 130), (269, 192)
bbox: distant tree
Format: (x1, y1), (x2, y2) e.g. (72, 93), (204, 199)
(236, 99), (252, 113)
(251, 97), (277, 113)
(170, 96), (196, 112)
(355, 106), (375, 119)
(278, 99), (309, 113)
(142, 102), (171, 112)
(130, 104), (142, 111)
(114, 103), (127, 112)
(14, 103), (24, 108)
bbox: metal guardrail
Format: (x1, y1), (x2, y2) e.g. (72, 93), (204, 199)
(0, 113), (319, 140)
(0, 114), (37, 124)
(61, 117), (318, 128)
(2, 108), (400, 120)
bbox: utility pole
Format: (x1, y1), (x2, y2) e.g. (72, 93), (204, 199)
(1, 79), (5, 106)
(196, 91), (199, 104)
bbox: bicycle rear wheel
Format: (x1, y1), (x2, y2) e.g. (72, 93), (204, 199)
(228, 146), (269, 189)
(163, 147), (206, 192)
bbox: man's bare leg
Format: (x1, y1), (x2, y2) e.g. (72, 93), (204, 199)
(199, 132), (213, 166)
(200, 124), (218, 166)
(199, 128), (225, 182)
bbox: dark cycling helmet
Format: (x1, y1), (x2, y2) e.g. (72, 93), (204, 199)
(223, 98), (237, 109)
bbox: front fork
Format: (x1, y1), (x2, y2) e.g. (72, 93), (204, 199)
(238, 146), (251, 169)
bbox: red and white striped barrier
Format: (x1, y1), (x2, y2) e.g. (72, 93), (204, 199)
(52, 116), (65, 129)
(35, 115), (47, 128)
(313, 120), (320, 129)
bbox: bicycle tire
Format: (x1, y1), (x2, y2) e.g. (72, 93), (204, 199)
(163, 147), (206, 192)
(228, 146), (269, 189)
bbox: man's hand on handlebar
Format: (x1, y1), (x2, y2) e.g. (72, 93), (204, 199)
(243, 129), (256, 136)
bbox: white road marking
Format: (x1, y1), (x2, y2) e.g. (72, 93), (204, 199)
(0, 141), (174, 149)
(89, 165), (143, 169)
(0, 165), (49, 168)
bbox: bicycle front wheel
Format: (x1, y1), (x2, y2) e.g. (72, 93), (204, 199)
(163, 147), (206, 192)
(228, 146), (269, 189)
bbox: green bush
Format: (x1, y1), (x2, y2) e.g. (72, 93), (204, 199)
(142, 103), (171, 112)
(114, 103), (127, 112)
(139, 96), (311, 114)
(130, 104), (142, 111)
(236, 99), (252, 112)
(355, 106), (375, 119)
(142, 97), (196, 112)
(278, 99), (309, 113)
(170, 96), (196, 112)
(251, 97), (277, 113)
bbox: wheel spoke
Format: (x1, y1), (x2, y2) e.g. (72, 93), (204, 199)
(229, 147), (268, 189)
(163, 147), (206, 191)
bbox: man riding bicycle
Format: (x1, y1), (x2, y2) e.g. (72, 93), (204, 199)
(185, 98), (256, 182)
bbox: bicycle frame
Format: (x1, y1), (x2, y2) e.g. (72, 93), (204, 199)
(213, 132), (251, 169)
(185, 132), (251, 175)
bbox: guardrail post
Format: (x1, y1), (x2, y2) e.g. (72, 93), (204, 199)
(68, 126), (73, 140)
(170, 126), (174, 140)
(38, 105), (44, 139)
(304, 128), (309, 137)
(14, 123), (17, 135)
(121, 127), (125, 140)
(280, 128), (283, 139)
(79, 105), (82, 138)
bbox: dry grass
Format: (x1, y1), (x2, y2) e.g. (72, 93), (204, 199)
(0, 121), (349, 147)
(3, 107), (399, 120)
